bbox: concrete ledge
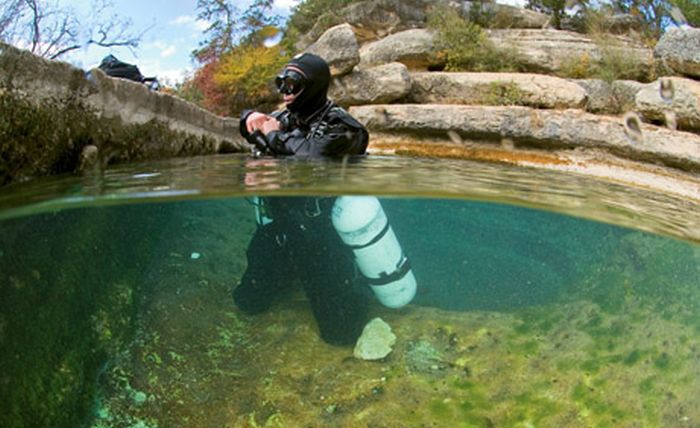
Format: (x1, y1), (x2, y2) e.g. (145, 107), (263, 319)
(84, 68), (241, 149)
(0, 43), (245, 184)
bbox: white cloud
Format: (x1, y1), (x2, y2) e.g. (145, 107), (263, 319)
(147, 40), (169, 50)
(274, 0), (301, 9)
(161, 45), (177, 58)
(170, 15), (194, 25)
(155, 67), (192, 85)
(495, 0), (526, 7)
(169, 15), (209, 32)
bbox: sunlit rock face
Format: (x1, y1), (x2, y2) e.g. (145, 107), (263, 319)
(305, 23), (360, 77)
(655, 27), (700, 79)
(409, 72), (587, 109)
(330, 62), (411, 105)
(358, 28), (441, 70)
(636, 77), (700, 132)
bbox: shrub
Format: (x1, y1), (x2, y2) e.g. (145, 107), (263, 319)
(558, 52), (595, 79)
(672, 0), (700, 26)
(483, 81), (527, 106)
(557, 37), (655, 82)
(286, 0), (358, 37)
(427, 4), (527, 72)
(594, 38), (653, 82)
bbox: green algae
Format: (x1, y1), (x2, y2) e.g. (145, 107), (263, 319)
(0, 204), (179, 428)
(571, 381), (629, 426)
(653, 351), (672, 370)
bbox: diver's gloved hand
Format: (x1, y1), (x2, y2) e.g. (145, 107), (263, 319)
(250, 130), (269, 154)
(245, 112), (270, 134)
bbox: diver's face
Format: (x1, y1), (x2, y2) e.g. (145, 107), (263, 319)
(283, 91), (301, 105)
(275, 67), (306, 106)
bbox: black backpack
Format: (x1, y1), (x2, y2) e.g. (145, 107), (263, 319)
(98, 54), (145, 82)
(98, 55), (160, 90)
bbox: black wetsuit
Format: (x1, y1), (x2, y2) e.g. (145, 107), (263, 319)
(240, 100), (368, 158)
(233, 54), (370, 345)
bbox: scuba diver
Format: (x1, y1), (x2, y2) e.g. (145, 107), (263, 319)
(233, 53), (371, 345)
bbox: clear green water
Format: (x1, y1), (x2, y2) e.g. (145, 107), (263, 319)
(0, 154), (698, 427)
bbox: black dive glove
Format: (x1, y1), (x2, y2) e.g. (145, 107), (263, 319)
(249, 130), (269, 155)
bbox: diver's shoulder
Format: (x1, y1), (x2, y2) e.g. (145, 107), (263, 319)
(326, 103), (366, 130)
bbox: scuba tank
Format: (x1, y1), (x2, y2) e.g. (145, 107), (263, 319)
(331, 196), (417, 309)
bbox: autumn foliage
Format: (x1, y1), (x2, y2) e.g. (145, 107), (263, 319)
(173, 0), (291, 117)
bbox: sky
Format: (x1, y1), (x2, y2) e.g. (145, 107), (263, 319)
(64, 0), (301, 85)
(63, 0), (524, 85)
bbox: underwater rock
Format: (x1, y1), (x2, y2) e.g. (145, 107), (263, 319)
(354, 317), (396, 360)
(405, 340), (446, 374)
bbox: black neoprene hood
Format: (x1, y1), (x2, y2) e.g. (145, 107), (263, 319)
(283, 53), (331, 118)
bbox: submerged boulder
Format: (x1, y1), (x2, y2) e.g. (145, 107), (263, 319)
(354, 317), (397, 360)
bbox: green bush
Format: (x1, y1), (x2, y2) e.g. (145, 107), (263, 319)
(483, 81), (527, 106)
(672, 0), (700, 26)
(427, 4), (527, 72)
(286, 0), (358, 37)
(557, 36), (655, 82)
(595, 39), (653, 82)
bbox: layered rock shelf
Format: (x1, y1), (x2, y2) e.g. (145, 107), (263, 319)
(305, 4), (700, 179)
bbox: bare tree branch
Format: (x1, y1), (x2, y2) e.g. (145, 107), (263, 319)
(0, 0), (148, 60)
(0, 1), (26, 42)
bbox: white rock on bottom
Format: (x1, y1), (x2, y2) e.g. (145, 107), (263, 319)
(353, 317), (396, 361)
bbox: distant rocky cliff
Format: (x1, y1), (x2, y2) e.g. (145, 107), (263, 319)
(301, 0), (700, 175)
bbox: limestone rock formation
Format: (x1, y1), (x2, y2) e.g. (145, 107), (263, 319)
(295, 0), (432, 50)
(635, 77), (700, 131)
(409, 72), (587, 109)
(305, 23), (360, 76)
(330, 62), (411, 105)
(349, 104), (700, 171)
(654, 27), (700, 79)
(460, 1), (549, 29)
(613, 80), (647, 112)
(359, 28), (441, 70)
(573, 79), (644, 114)
(487, 29), (653, 78)
(575, 79), (618, 114)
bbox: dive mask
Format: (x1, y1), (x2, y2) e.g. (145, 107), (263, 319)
(275, 69), (306, 95)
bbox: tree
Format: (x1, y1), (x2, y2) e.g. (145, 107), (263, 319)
(609, 0), (673, 38)
(671, 0), (700, 27)
(183, 0), (287, 116)
(526, 0), (591, 29)
(193, 0), (281, 63)
(0, 0), (147, 60)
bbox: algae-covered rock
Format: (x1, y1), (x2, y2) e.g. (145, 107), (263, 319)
(354, 317), (397, 360)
